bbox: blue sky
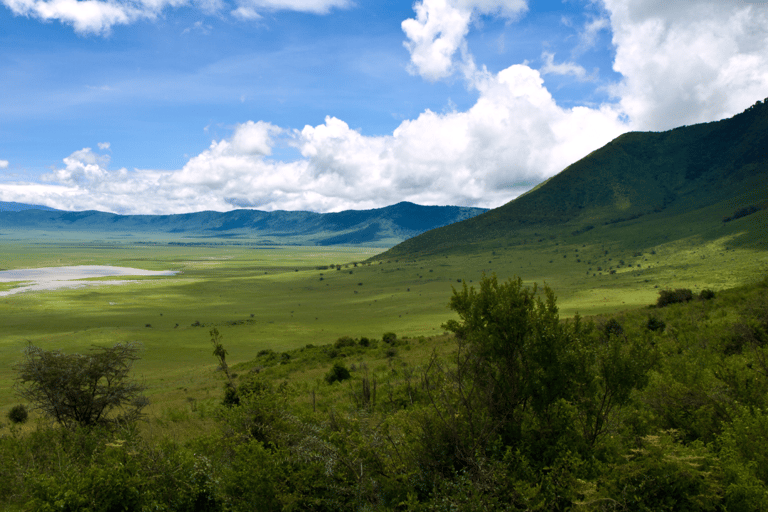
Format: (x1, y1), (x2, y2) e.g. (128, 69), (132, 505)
(1, 0), (766, 214)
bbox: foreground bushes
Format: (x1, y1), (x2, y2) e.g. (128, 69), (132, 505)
(4, 276), (768, 511)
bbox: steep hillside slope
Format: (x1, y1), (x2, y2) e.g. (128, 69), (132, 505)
(381, 98), (768, 258)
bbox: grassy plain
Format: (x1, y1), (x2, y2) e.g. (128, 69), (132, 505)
(1, 219), (766, 426)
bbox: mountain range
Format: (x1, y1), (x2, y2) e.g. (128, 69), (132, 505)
(2, 99), (767, 253)
(0, 201), (487, 246)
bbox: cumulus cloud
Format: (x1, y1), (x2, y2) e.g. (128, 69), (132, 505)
(1, 0), (179, 34)
(402, 0), (527, 81)
(97, 142), (111, 150)
(0, 71), (627, 214)
(0, 160), (8, 169)
(604, 0), (768, 130)
(2, 0), (350, 34)
(3, 0), (768, 215)
(540, 52), (592, 81)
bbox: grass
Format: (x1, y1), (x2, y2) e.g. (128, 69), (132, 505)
(0, 219), (765, 430)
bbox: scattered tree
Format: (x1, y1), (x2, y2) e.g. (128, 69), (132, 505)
(325, 362), (351, 384)
(14, 342), (148, 429)
(7, 404), (28, 424)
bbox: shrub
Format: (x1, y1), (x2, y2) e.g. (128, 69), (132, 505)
(382, 332), (397, 344)
(359, 337), (370, 347)
(646, 316), (666, 332)
(657, 288), (694, 307)
(334, 336), (356, 349)
(325, 362), (351, 384)
(603, 318), (625, 338)
(7, 404), (28, 424)
(700, 289), (716, 300)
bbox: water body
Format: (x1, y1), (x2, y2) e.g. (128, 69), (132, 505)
(0, 265), (178, 297)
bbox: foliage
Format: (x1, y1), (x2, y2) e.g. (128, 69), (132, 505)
(7, 404), (28, 424)
(646, 316), (666, 332)
(6, 277), (768, 510)
(382, 332), (397, 344)
(334, 336), (356, 349)
(13, 342), (148, 429)
(325, 362), (351, 384)
(657, 288), (694, 307)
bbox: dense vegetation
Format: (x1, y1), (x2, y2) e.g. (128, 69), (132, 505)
(2, 274), (768, 511)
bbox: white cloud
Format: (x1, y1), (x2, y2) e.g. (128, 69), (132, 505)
(402, 0), (527, 81)
(540, 52), (591, 81)
(97, 142), (111, 150)
(2, 0), (168, 35)
(604, 0), (768, 130)
(234, 0), (350, 13)
(4, 0), (768, 215)
(0, 160), (8, 169)
(573, 15), (610, 55)
(2, 0), (350, 34)
(0, 70), (628, 214)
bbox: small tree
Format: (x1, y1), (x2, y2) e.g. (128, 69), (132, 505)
(325, 362), (351, 384)
(14, 342), (148, 429)
(7, 404), (28, 424)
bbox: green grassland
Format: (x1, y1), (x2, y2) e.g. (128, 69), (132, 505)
(1, 210), (765, 423)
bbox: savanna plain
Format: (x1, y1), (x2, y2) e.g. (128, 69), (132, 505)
(2, 224), (763, 418)
(1, 213), (767, 510)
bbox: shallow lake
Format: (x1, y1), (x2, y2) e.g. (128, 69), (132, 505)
(0, 265), (178, 297)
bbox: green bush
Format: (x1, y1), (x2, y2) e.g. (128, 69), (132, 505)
(382, 332), (397, 344)
(603, 318), (625, 337)
(599, 432), (723, 511)
(7, 404), (28, 424)
(334, 336), (356, 349)
(325, 362), (351, 384)
(647, 316), (666, 332)
(657, 288), (694, 307)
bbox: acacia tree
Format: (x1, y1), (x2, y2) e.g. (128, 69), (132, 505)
(14, 342), (148, 429)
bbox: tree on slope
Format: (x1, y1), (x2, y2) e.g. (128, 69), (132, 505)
(14, 342), (148, 429)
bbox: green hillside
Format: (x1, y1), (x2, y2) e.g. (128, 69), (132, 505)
(380, 98), (768, 259)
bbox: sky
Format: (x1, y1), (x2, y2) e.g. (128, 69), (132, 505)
(1, 0), (767, 215)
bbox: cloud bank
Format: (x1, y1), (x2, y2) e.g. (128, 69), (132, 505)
(2, 0), (767, 214)
(1, 0), (351, 34)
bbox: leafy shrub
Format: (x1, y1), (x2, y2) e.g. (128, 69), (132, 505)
(657, 288), (694, 307)
(599, 432), (723, 511)
(647, 316), (666, 332)
(334, 336), (356, 349)
(325, 362), (351, 384)
(700, 289), (716, 300)
(382, 332), (397, 344)
(7, 404), (28, 424)
(359, 337), (370, 347)
(603, 318), (625, 337)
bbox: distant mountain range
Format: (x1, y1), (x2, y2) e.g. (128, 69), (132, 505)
(0, 201), (61, 213)
(381, 98), (768, 258)
(0, 201), (488, 246)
